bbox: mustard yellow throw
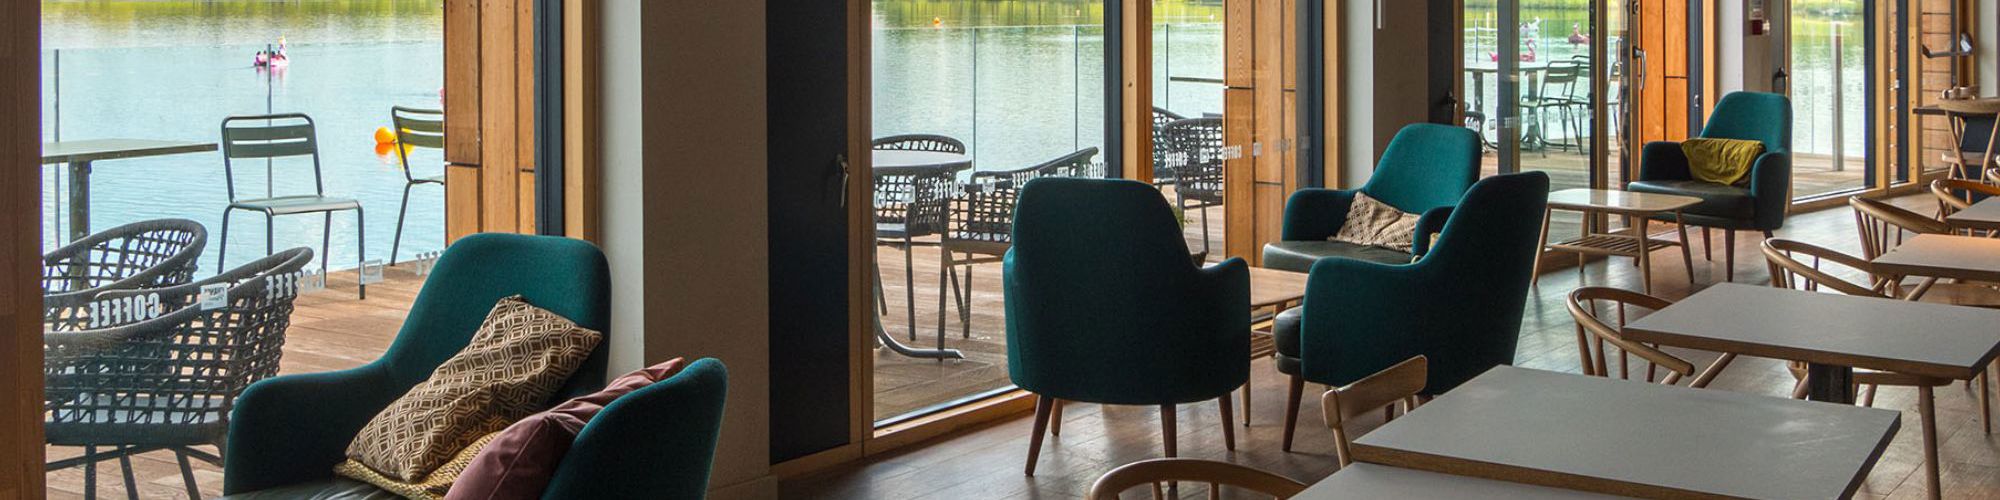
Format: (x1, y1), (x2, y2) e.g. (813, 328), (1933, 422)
(1680, 138), (1764, 186)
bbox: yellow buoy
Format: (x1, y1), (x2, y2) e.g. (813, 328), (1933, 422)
(373, 126), (397, 145)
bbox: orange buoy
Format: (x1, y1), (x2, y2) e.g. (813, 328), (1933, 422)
(374, 142), (397, 157)
(373, 126), (397, 145)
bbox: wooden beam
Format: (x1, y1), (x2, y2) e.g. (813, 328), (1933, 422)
(481, 0), (521, 233)
(1323, 0), (1340, 188)
(846, 0), (874, 447)
(0, 0), (42, 494)
(1122, 0), (1153, 182)
(515, 0), (537, 233)
(564, 0), (601, 242)
(444, 0), (483, 241)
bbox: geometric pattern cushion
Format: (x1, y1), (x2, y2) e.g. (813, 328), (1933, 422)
(334, 431), (502, 500)
(1331, 192), (1422, 252)
(342, 296), (604, 483)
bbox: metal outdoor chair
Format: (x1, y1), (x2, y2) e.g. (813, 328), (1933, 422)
(42, 219), (207, 329)
(44, 247), (313, 499)
(937, 148), (1101, 340)
(872, 164), (956, 344)
(872, 134), (966, 154)
(1151, 107), (1186, 183)
(217, 114), (367, 299)
(1158, 117), (1224, 255)
(389, 106), (446, 266)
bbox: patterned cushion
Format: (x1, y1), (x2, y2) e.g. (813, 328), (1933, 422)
(1331, 192), (1422, 252)
(335, 432), (501, 500)
(342, 296), (603, 483)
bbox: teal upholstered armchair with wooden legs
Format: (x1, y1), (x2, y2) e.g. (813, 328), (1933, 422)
(1261, 124), (1481, 272)
(221, 234), (729, 499)
(1005, 177), (1250, 476)
(1626, 91), (1792, 282)
(1271, 172), (1550, 451)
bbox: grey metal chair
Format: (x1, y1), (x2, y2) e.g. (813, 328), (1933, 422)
(389, 107), (445, 266)
(216, 114), (367, 299)
(42, 219), (207, 330)
(1158, 117), (1224, 256)
(873, 164), (956, 344)
(1151, 107), (1186, 183)
(873, 134), (967, 155)
(937, 148), (1100, 340)
(44, 248), (313, 500)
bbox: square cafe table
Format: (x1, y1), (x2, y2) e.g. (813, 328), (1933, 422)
(1351, 366), (1900, 499)
(1623, 283), (2000, 404)
(1294, 463), (1631, 499)
(1872, 233), (2000, 284)
(1945, 197), (2000, 233)
(42, 139), (218, 243)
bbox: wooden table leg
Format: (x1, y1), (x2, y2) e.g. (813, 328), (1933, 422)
(1530, 206), (1552, 286)
(1633, 213), (1654, 294)
(1241, 361), (1253, 427)
(1806, 363), (1858, 405)
(1674, 212), (1694, 284)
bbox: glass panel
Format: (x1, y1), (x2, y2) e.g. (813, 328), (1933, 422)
(1517, 2), (1596, 238)
(1791, 3), (1868, 199)
(1465, 5), (1502, 178)
(1152, 0), (1225, 260)
(870, 0), (1109, 424)
(1606, 0), (1629, 189)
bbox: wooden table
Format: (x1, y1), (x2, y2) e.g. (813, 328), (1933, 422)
(42, 139), (218, 243)
(1945, 198), (2000, 232)
(1873, 233), (2000, 285)
(1239, 266), (1308, 425)
(1533, 189), (1701, 294)
(1352, 366), (1901, 499)
(1295, 463), (1631, 499)
(1623, 283), (2000, 403)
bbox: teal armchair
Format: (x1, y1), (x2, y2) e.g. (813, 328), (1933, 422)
(1005, 177), (1249, 476)
(1272, 172), (1549, 451)
(1627, 91), (1792, 281)
(221, 234), (721, 499)
(1261, 124), (1481, 272)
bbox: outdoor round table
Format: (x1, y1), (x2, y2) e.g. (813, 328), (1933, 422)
(874, 149), (973, 171)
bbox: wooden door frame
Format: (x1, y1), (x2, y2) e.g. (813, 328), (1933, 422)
(2, 0), (44, 494)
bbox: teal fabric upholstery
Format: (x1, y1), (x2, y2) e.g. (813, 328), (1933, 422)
(1263, 124), (1480, 272)
(1297, 172), (1549, 394)
(1628, 92), (1792, 231)
(540, 358), (728, 499)
(222, 233), (612, 495)
(1005, 177), (1250, 406)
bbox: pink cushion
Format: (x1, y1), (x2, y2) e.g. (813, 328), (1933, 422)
(444, 358), (687, 500)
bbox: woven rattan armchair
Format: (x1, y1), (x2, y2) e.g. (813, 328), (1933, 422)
(1151, 107), (1186, 183)
(1158, 117), (1224, 254)
(43, 218), (207, 325)
(873, 164), (957, 347)
(43, 247), (314, 499)
(873, 134), (967, 154)
(935, 149), (1102, 340)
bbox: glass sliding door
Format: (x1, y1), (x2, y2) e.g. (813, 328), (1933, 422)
(1465, 0), (1610, 239)
(1151, 0), (1225, 260)
(1788, 1), (1872, 199)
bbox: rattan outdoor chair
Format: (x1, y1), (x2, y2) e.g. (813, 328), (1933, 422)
(389, 106), (446, 266)
(217, 113), (367, 299)
(44, 247), (313, 499)
(1151, 107), (1186, 184)
(42, 218), (207, 328)
(936, 149), (1101, 340)
(873, 164), (956, 345)
(1158, 117), (1224, 255)
(873, 134), (966, 154)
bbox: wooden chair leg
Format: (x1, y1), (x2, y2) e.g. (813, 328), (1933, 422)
(1049, 399), (1064, 437)
(1724, 230), (1736, 282)
(1920, 385), (1942, 500)
(1024, 395), (1055, 476)
(1701, 226), (1712, 261)
(1282, 375), (1304, 452)
(1982, 369), (1993, 435)
(1160, 404), (1178, 457)
(1217, 396), (1236, 451)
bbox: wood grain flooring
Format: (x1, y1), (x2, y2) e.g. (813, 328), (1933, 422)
(788, 191), (2000, 500)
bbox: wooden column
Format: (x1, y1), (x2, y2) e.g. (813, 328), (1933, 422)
(0, 0), (43, 494)
(1123, 1), (1154, 182)
(563, 0), (601, 242)
(1222, 0), (1300, 265)
(444, 0), (542, 241)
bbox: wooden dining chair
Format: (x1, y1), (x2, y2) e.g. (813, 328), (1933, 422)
(1321, 356), (1429, 467)
(1566, 287), (1736, 388)
(1088, 458), (1307, 500)
(1931, 178), (2000, 236)
(1764, 237), (1953, 500)
(1850, 196), (2000, 305)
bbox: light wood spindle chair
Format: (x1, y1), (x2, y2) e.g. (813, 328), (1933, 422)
(1322, 356), (1429, 467)
(1087, 458), (1307, 500)
(1566, 287), (1737, 388)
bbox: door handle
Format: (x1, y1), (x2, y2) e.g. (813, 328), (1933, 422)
(1632, 48), (1648, 91)
(836, 153), (851, 209)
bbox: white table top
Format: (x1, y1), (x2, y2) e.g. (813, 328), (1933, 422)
(1295, 463), (1631, 499)
(42, 139), (217, 165)
(873, 149), (971, 171)
(1623, 283), (2000, 380)
(1546, 188), (1702, 214)
(1873, 233), (2000, 283)
(1352, 366), (1900, 499)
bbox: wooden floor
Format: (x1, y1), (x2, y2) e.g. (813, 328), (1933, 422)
(789, 191), (2000, 500)
(43, 267), (420, 500)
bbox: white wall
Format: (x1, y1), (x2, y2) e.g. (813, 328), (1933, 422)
(601, 0), (645, 376)
(1340, 0), (1375, 189)
(1982, 0), (1998, 96)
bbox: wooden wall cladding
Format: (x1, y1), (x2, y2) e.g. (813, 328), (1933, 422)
(1219, 0), (1298, 266)
(1, 0), (43, 493)
(444, 0), (541, 240)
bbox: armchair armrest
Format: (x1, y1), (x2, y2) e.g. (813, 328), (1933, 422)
(545, 359), (729, 500)
(1636, 141), (1692, 182)
(1298, 257), (1424, 388)
(1746, 151), (1792, 230)
(1411, 206), (1453, 257)
(223, 364), (405, 494)
(1191, 257), (1252, 376)
(1279, 188), (1358, 241)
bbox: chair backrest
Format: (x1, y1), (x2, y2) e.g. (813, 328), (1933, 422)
(1361, 124), (1482, 214)
(221, 114), (325, 201)
(1006, 177), (1250, 404)
(1850, 196), (1949, 260)
(873, 165), (956, 236)
(1159, 118), (1225, 196)
(41, 218), (207, 299)
(1087, 458), (1307, 500)
(872, 134), (966, 155)
(1701, 92), (1792, 154)
(1931, 178), (2000, 217)
(953, 149), (1103, 251)
(1151, 108), (1187, 180)
(391, 106), (445, 182)
(1567, 287), (1733, 388)
(544, 358), (729, 499)
(972, 147), (1100, 188)
(375, 233), (612, 399)
(1762, 238), (1893, 298)
(1322, 356), (1427, 467)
